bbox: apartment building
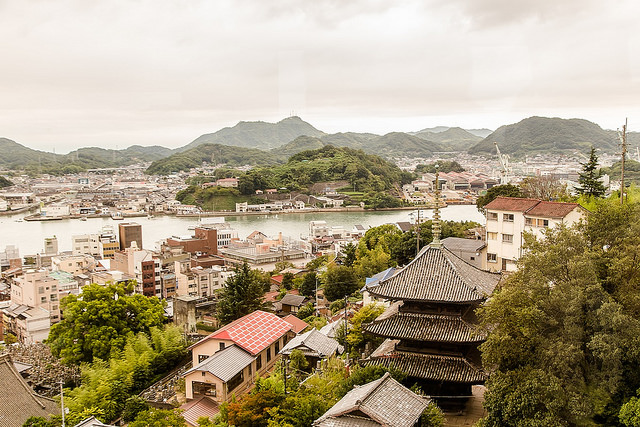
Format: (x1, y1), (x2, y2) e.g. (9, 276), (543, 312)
(484, 197), (587, 272)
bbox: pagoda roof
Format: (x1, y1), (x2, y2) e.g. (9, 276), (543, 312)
(364, 307), (485, 344)
(368, 246), (500, 303)
(364, 342), (486, 383)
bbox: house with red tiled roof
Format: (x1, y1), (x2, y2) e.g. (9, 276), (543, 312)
(183, 310), (295, 402)
(484, 197), (588, 271)
(282, 314), (309, 334)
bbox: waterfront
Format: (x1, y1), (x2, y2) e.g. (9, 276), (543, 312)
(0, 205), (485, 255)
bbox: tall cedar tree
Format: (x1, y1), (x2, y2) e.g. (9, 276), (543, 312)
(577, 146), (605, 197)
(216, 262), (265, 325)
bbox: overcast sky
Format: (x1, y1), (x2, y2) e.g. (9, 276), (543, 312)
(1, 0), (638, 153)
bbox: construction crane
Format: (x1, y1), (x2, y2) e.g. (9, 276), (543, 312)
(494, 141), (512, 184)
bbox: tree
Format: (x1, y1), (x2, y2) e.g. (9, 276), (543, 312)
(341, 243), (357, 267)
(296, 302), (314, 320)
(345, 303), (385, 358)
(216, 263), (266, 325)
(46, 282), (166, 364)
(476, 184), (522, 211)
(299, 272), (318, 298)
(129, 408), (187, 427)
(620, 391), (640, 426)
(281, 272), (295, 290)
(478, 218), (640, 426)
(322, 265), (359, 302)
(519, 175), (570, 201)
(415, 160), (464, 174)
(576, 146), (606, 198)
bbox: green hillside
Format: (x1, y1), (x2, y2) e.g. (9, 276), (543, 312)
(415, 127), (482, 151)
(145, 143), (282, 175)
(469, 116), (618, 157)
(179, 116), (325, 152)
(274, 136), (326, 159)
(369, 132), (443, 158)
(602, 159), (640, 185)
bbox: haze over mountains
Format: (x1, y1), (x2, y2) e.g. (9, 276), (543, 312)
(0, 116), (637, 174)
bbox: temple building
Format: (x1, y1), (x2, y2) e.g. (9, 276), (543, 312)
(363, 170), (502, 410)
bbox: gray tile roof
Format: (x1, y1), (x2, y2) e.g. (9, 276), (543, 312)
(280, 328), (343, 358)
(0, 354), (59, 427)
(280, 293), (306, 307)
(441, 237), (486, 252)
(313, 372), (430, 427)
(186, 345), (255, 382)
(365, 350), (486, 383)
(364, 310), (485, 343)
(314, 415), (382, 426)
(369, 246), (500, 303)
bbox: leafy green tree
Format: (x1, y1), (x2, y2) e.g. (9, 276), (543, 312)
(122, 396), (149, 422)
(476, 184), (522, 211)
(479, 217), (640, 426)
(421, 402), (445, 427)
(322, 265), (359, 302)
(354, 245), (391, 280)
(129, 408), (187, 427)
(346, 303), (385, 357)
(576, 146), (605, 198)
(216, 263), (266, 325)
(288, 349), (309, 376)
(341, 243), (357, 267)
(296, 302), (315, 320)
(299, 272), (318, 298)
(46, 282), (166, 364)
(415, 160), (464, 174)
(281, 272), (295, 290)
(620, 391), (640, 426)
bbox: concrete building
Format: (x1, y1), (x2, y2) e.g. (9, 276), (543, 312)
(111, 244), (161, 297)
(484, 197), (587, 272)
(2, 304), (51, 343)
(118, 222), (143, 250)
(51, 254), (97, 276)
(11, 269), (61, 323)
(166, 227), (218, 256)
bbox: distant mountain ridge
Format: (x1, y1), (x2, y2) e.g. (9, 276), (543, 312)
(468, 116), (625, 157)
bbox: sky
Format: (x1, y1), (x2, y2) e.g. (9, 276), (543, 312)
(1, 0), (638, 153)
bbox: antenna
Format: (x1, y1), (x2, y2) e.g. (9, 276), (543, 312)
(618, 118), (628, 204)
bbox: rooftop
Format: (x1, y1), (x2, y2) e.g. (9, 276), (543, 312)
(281, 328), (343, 358)
(484, 197), (583, 218)
(186, 344), (255, 382)
(190, 310), (293, 355)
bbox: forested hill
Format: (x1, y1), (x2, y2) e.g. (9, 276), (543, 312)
(468, 116), (620, 157)
(240, 145), (413, 194)
(145, 143), (283, 175)
(178, 116), (325, 152)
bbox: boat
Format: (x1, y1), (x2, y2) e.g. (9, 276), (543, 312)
(80, 216), (87, 221)
(111, 212), (124, 220)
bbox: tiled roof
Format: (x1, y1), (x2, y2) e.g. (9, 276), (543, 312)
(485, 197), (583, 219)
(364, 310), (485, 343)
(73, 416), (116, 427)
(191, 310), (293, 355)
(483, 197), (541, 212)
(313, 372), (430, 427)
(282, 314), (309, 334)
(369, 246), (500, 303)
(314, 416), (381, 427)
(0, 354), (59, 427)
(280, 293), (306, 307)
(281, 328), (343, 357)
(442, 237), (486, 253)
(187, 344), (255, 382)
(525, 200), (582, 218)
(365, 350), (486, 383)
(180, 396), (220, 427)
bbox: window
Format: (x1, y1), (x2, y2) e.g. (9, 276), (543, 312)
(487, 253), (497, 263)
(537, 219), (549, 227)
(219, 342), (225, 351)
(41, 296), (47, 303)
(227, 371), (244, 392)
(198, 354), (209, 363)
(256, 354), (262, 371)
(470, 256), (475, 261)
(38, 286), (45, 294)
(248, 363), (252, 376)
(283, 334), (289, 345)
(503, 213), (514, 222)
(487, 232), (497, 240)
(266, 347), (271, 363)
(487, 212), (498, 221)
(275, 341), (280, 354)
(502, 234), (513, 243)
(525, 217), (534, 226)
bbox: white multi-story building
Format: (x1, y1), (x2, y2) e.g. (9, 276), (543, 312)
(484, 197), (587, 272)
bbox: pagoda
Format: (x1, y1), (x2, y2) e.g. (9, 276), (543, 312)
(363, 170), (501, 409)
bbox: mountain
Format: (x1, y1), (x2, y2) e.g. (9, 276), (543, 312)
(368, 132), (443, 158)
(179, 116), (325, 152)
(466, 128), (494, 138)
(0, 137), (59, 169)
(68, 145), (173, 165)
(145, 143), (282, 175)
(415, 127), (482, 151)
(468, 117), (619, 157)
(273, 136), (326, 159)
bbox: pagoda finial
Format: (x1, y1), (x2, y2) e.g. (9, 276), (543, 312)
(431, 164), (442, 248)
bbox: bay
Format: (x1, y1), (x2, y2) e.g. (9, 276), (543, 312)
(0, 205), (485, 256)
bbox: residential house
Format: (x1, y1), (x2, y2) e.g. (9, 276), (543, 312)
(280, 328), (343, 368)
(183, 310), (295, 402)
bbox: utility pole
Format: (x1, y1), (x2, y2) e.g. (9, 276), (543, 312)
(60, 381), (66, 427)
(344, 294), (349, 364)
(415, 206), (420, 257)
(619, 118), (628, 204)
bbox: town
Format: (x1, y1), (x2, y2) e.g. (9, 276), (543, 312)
(1, 139), (634, 427)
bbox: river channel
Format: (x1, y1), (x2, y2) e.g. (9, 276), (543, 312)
(0, 205), (485, 256)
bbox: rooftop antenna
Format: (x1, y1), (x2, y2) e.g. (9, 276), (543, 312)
(430, 165), (442, 248)
(618, 118), (628, 204)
